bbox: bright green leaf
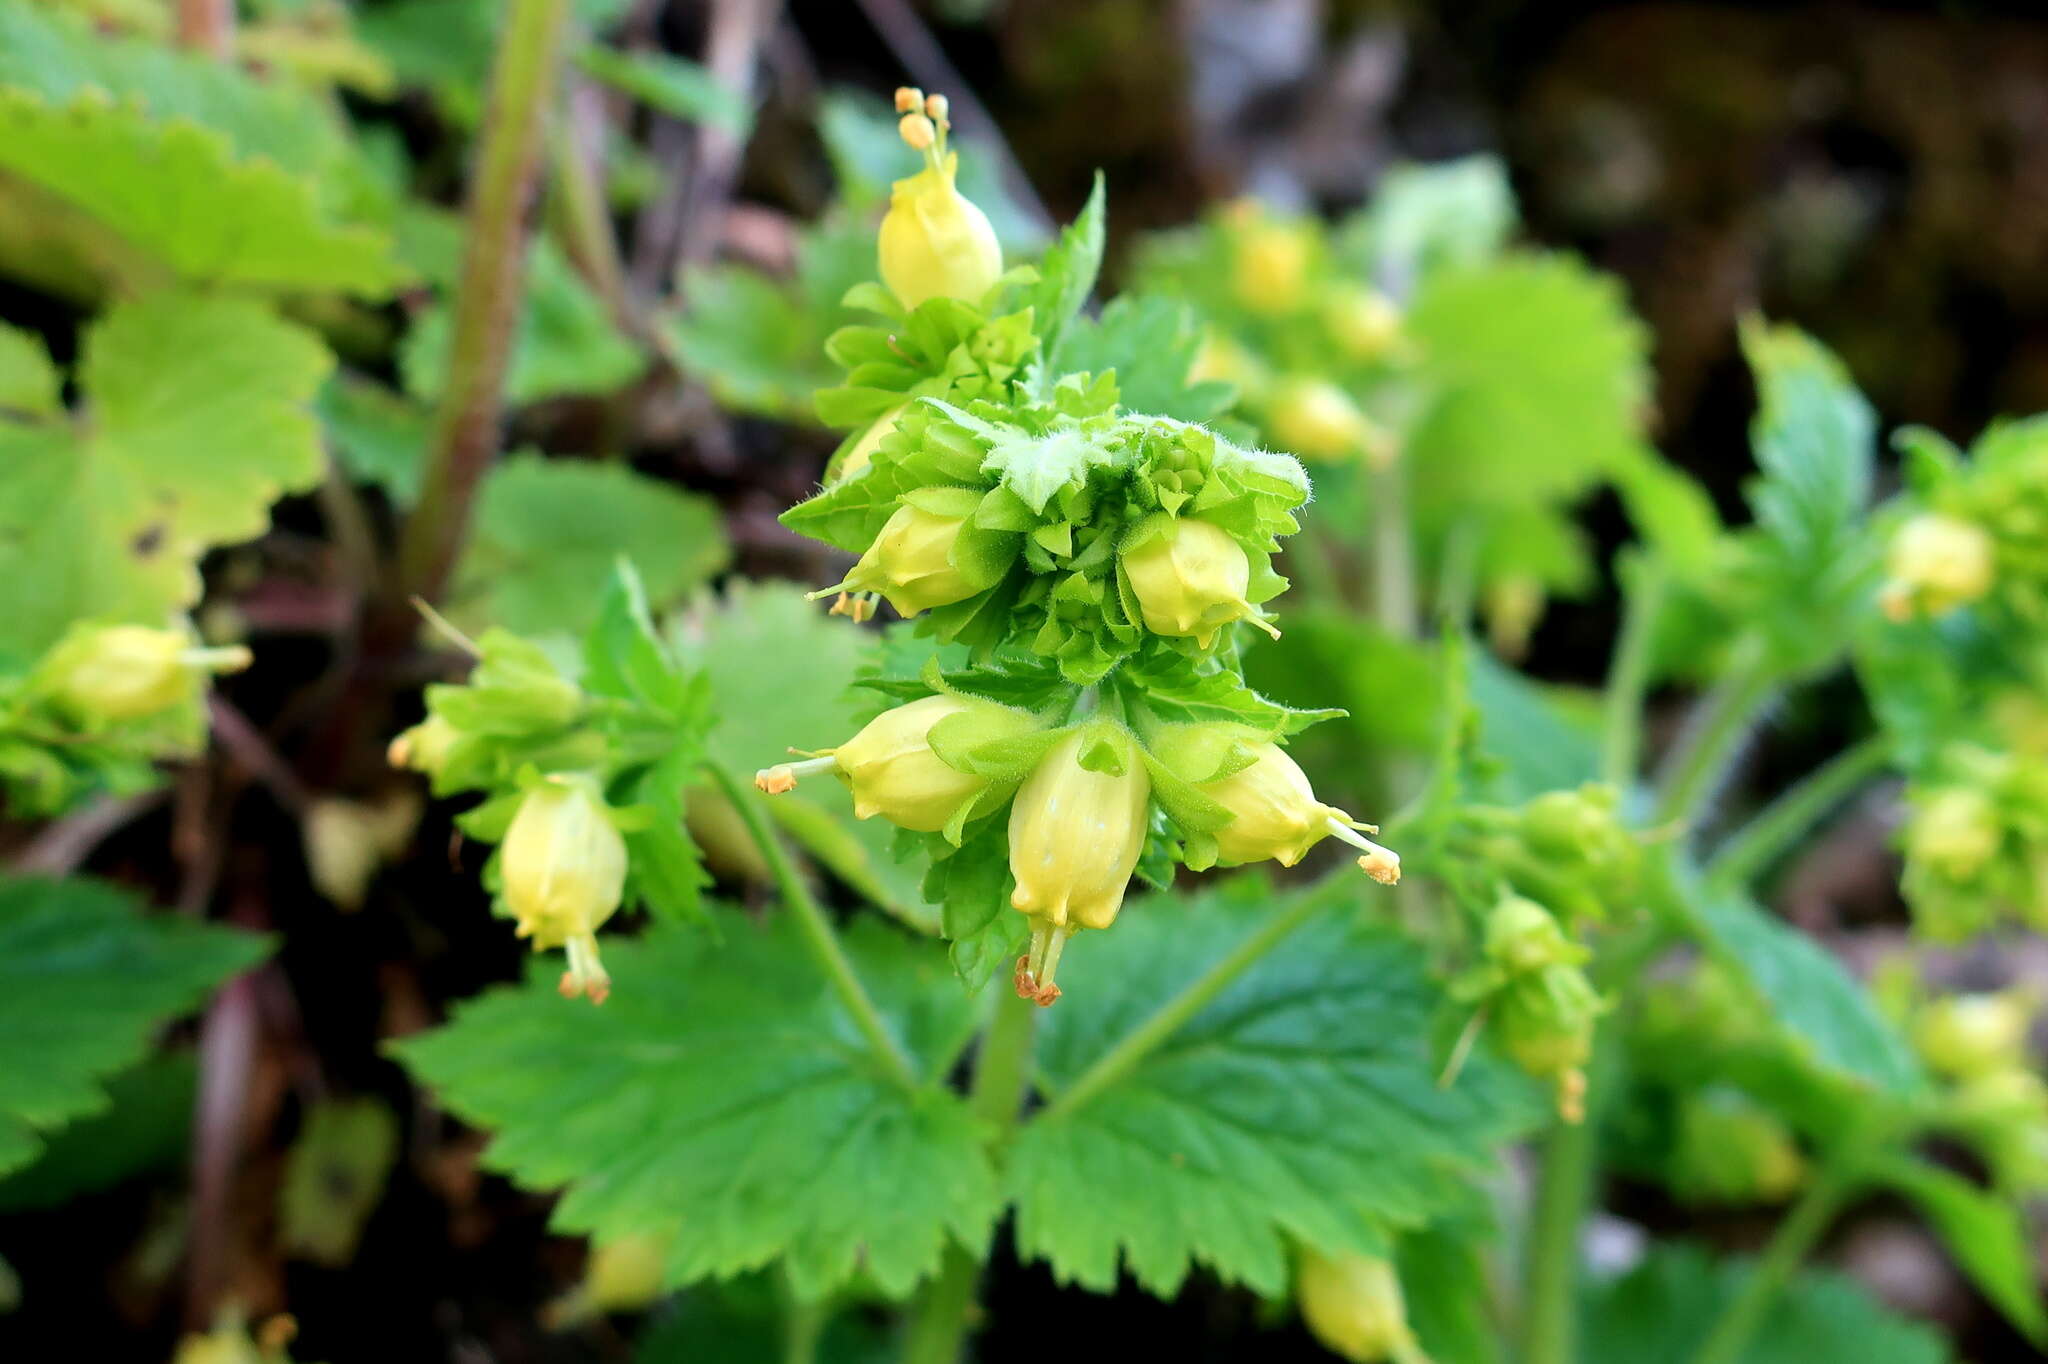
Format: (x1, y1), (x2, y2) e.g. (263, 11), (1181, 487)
(1876, 1156), (2046, 1343)
(395, 911), (998, 1298)
(0, 322), (61, 419)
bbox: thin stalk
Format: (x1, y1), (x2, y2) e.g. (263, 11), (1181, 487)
(1653, 638), (1777, 831)
(1687, 1169), (1854, 1364)
(547, 105), (630, 330)
(1707, 735), (1892, 887)
(1517, 1039), (1615, 1364)
(394, 0), (574, 609)
(1037, 889), (1328, 1125)
(898, 987), (1040, 1364)
(704, 760), (919, 1092)
(1600, 558), (1666, 788)
(781, 1287), (826, 1364)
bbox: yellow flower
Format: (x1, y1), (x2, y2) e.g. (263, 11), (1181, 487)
(877, 93), (1002, 310)
(545, 1231), (674, 1326)
(812, 504), (983, 618)
(1120, 517), (1280, 648)
(1187, 328), (1268, 397)
(1904, 786), (2001, 881)
(1230, 209), (1313, 314)
(39, 623), (250, 723)
(501, 776), (628, 1003)
(755, 693), (1042, 833)
(1295, 1247), (1425, 1364)
(1321, 285), (1403, 362)
(1008, 723), (1149, 932)
(1879, 512), (1994, 621)
(1266, 377), (1391, 465)
(1179, 736), (1398, 879)
(387, 712), (459, 777)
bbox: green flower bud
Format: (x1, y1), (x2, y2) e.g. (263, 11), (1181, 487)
(1187, 328), (1269, 398)
(1481, 895), (1585, 976)
(1879, 512), (1994, 621)
(39, 623), (250, 723)
(755, 693), (1043, 833)
(878, 145), (1002, 309)
(1266, 377), (1391, 466)
(1008, 723), (1150, 934)
(1120, 517), (1280, 648)
(1915, 991), (2033, 1080)
(817, 504), (984, 618)
(1904, 786), (2002, 882)
(1495, 962), (1605, 1121)
(501, 775), (628, 1004)
(1294, 1246), (1424, 1364)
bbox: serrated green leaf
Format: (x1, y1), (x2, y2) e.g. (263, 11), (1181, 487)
(1579, 1243), (1950, 1364)
(1025, 172), (1106, 375)
(395, 911), (997, 1298)
(1741, 320), (1876, 580)
(1008, 878), (1544, 1297)
(449, 454), (729, 638)
(0, 291), (332, 661)
(0, 1053), (194, 1212)
(977, 424), (1117, 514)
(0, 877), (267, 1177)
(0, 89), (403, 297)
(1876, 1156), (2046, 1343)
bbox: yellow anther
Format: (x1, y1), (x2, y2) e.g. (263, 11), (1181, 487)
(894, 86), (923, 113)
(898, 112), (936, 151)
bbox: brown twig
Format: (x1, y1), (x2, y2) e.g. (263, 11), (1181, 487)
(186, 967), (260, 1328)
(208, 697), (313, 815)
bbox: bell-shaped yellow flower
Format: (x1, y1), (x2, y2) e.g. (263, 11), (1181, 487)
(387, 711), (459, 777)
(1879, 511), (1995, 621)
(501, 775), (628, 1003)
(877, 94), (1002, 310)
(1121, 518), (1280, 648)
(1294, 1247), (1426, 1364)
(1266, 377), (1388, 464)
(1194, 739), (1399, 880)
(39, 622), (250, 723)
(755, 692), (1043, 833)
(813, 504), (984, 619)
(1008, 724), (1150, 933)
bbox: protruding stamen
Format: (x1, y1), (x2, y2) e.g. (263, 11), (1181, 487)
(1236, 602), (1282, 641)
(183, 644), (254, 673)
(898, 112), (935, 151)
(923, 92), (949, 124)
(560, 934), (611, 1005)
(1326, 816), (1401, 884)
(827, 591), (876, 623)
(755, 755), (837, 794)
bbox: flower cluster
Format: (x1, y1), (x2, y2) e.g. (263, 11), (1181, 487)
(1885, 975), (2048, 1193)
(760, 96), (1398, 1002)
(1897, 744), (2048, 940)
(1882, 417), (2048, 626)
(1450, 895), (1607, 1121)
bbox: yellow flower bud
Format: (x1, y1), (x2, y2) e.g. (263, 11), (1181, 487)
(1187, 329), (1267, 396)
(40, 623), (250, 723)
(1321, 285), (1403, 362)
(388, 712), (459, 776)
(1879, 512), (1994, 621)
(1008, 724), (1150, 933)
(1295, 1247), (1424, 1364)
(1915, 991), (2033, 1080)
(546, 1231), (674, 1326)
(1120, 517), (1280, 648)
(1266, 378), (1389, 465)
(1905, 786), (2001, 881)
(756, 693), (1041, 833)
(501, 776), (628, 1004)
(831, 403), (906, 484)
(1230, 212), (1313, 315)
(1192, 740), (1397, 878)
(814, 503), (985, 618)
(878, 154), (1002, 310)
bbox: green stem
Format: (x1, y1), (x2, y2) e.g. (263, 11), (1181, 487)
(1706, 735), (1892, 888)
(1600, 558), (1666, 788)
(547, 106), (630, 332)
(1687, 1169), (1854, 1364)
(1520, 1117), (1597, 1364)
(1653, 638), (1777, 831)
(781, 1272), (827, 1364)
(704, 760), (919, 1092)
(899, 988), (1040, 1364)
(394, 0), (573, 608)
(1037, 888), (1328, 1125)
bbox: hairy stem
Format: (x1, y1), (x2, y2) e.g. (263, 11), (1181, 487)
(704, 760), (919, 1092)
(1037, 889), (1329, 1125)
(1707, 734), (1892, 887)
(394, 0), (574, 609)
(900, 989), (1039, 1364)
(1688, 1169), (1854, 1364)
